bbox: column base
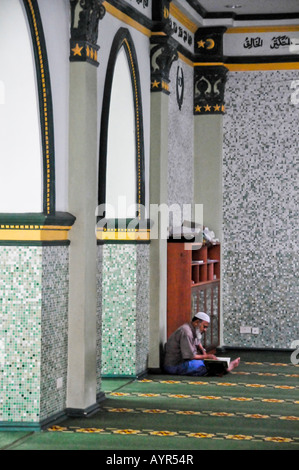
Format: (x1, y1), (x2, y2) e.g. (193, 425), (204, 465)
(65, 395), (105, 419)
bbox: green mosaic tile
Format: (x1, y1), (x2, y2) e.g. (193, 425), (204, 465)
(101, 245), (137, 376)
(0, 246), (69, 424)
(40, 247), (69, 422)
(0, 247), (42, 423)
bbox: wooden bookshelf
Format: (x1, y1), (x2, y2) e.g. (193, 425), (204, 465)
(191, 243), (220, 285)
(167, 241), (220, 351)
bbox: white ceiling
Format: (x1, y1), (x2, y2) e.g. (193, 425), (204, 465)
(175, 0), (299, 27)
(194, 0), (299, 17)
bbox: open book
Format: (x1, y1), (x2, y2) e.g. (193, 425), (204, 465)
(204, 357), (231, 375)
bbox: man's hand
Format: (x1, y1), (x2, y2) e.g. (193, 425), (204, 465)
(194, 353), (217, 361)
(198, 344), (206, 355)
(203, 353), (217, 360)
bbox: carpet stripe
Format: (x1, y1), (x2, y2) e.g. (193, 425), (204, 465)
(244, 362), (298, 367)
(102, 405), (299, 421)
(138, 379), (299, 390)
(47, 424), (299, 445)
(233, 371), (299, 378)
(108, 390), (299, 405)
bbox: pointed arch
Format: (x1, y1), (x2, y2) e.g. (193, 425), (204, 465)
(0, 0), (55, 215)
(98, 28), (146, 224)
(22, 0), (55, 214)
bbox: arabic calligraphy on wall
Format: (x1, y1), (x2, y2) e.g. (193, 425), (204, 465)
(244, 35), (294, 50)
(169, 17), (193, 52)
(225, 31), (299, 57)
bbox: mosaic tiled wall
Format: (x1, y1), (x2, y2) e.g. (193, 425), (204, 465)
(135, 245), (150, 375)
(100, 244), (149, 377)
(222, 70), (299, 349)
(0, 246), (69, 425)
(96, 245), (103, 395)
(40, 247), (69, 422)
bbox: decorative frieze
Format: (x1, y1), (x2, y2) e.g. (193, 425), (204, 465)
(194, 65), (228, 115)
(134, 0), (149, 8)
(152, 0), (172, 33)
(70, 0), (106, 66)
(130, 0), (150, 11)
(170, 17), (193, 51)
(224, 28), (299, 57)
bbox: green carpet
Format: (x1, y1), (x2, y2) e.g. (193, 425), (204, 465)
(1, 351), (298, 450)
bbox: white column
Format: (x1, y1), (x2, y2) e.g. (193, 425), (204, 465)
(148, 92), (169, 369)
(67, 62), (98, 412)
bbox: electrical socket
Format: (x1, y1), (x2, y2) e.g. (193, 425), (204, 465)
(56, 377), (63, 390)
(240, 326), (251, 334)
(252, 327), (259, 335)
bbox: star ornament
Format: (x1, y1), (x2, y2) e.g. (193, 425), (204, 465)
(197, 40), (205, 48)
(152, 80), (160, 89)
(72, 43), (83, 57)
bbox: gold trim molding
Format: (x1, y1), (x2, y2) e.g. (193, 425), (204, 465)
(96, 227), (150, 242)
(0, 225), (72, 242)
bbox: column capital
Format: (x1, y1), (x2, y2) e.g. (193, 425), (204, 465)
(150, 35), (178, 94)
(194, 26), (227, 62)
(69, 0), (106, 67)
(194, 64), (228, 115)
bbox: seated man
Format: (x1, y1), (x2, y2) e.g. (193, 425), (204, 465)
(163, 312), (240, 376)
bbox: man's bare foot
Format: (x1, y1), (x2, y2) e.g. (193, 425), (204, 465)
(227, 357), (241, 372)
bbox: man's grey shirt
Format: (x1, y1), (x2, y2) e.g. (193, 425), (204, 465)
(164, 322), (197, 367)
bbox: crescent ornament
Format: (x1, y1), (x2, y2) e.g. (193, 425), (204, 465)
(206, 38), (215, 50)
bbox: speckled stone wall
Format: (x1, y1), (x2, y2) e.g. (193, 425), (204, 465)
(0, 246), (69, 426)
(222, 70), (299, 349)
(168, 59), (194, 222)
(99, 244), (149, 377)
